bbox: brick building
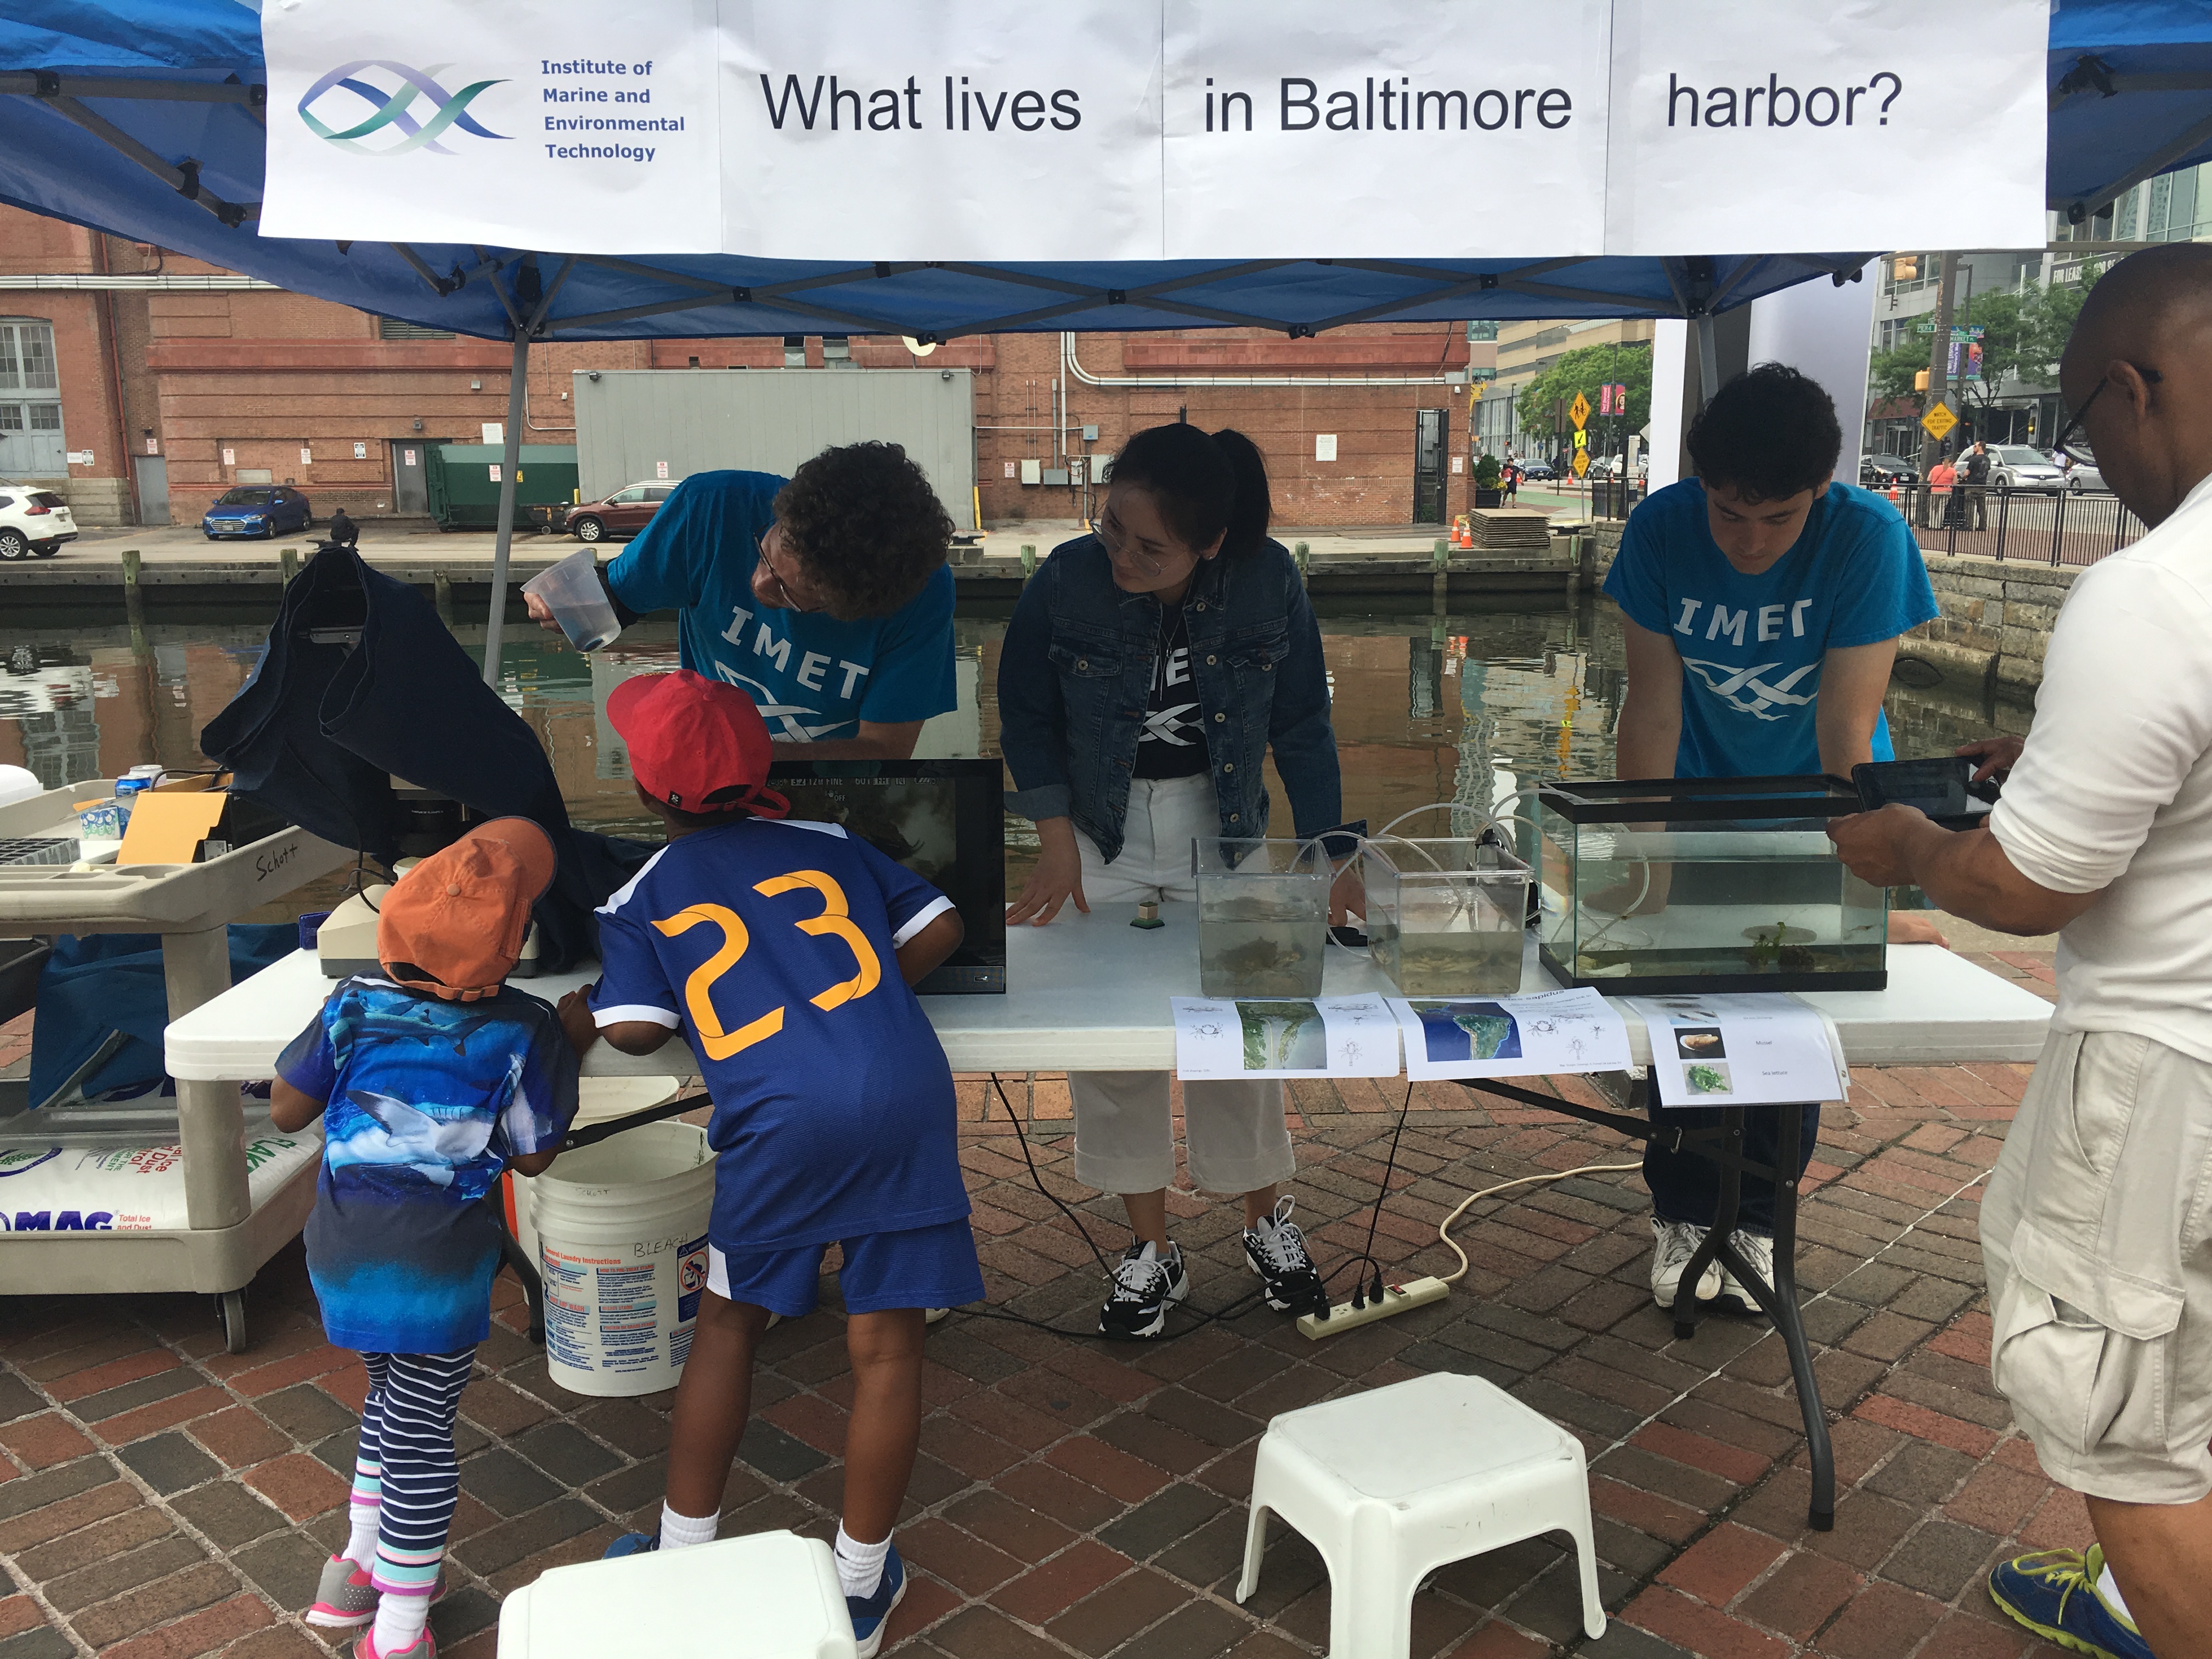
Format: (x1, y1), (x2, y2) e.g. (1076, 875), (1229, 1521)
(2, 205), (1496, 529)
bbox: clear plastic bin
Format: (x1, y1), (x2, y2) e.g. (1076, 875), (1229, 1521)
(1194, 837), (1328, 998)
(1364, 837), (1531, 996)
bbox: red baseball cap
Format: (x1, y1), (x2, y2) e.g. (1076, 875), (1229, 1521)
(606, 669), (791, 819)
(377, 817), (556, 1002)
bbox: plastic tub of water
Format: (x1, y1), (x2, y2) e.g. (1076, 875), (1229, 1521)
(1364, 837), (1531, 996)
(529, 1119), (713, 1398)
(521, 549), (622, 652)
(1194, 837), (1328, 998)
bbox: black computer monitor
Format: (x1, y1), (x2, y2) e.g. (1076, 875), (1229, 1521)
(766, 759), (1005, 994)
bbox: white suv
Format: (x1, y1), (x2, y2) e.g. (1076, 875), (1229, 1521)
(0, 484), (76, 559)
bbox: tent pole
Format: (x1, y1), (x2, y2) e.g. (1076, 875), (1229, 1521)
(483, 332), (529, 686)
(1695, 314), (1720, 408)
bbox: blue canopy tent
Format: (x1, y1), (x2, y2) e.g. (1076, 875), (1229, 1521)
(0, 0), (2202, 674)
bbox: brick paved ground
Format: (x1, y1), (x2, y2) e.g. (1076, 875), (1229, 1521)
(1, 933), (2073, 1659)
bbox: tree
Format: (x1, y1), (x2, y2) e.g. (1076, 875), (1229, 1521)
(1868, 340), (1927, 406)
(1515, 341), (1652, 456)
(2025, 259), (2103, 381)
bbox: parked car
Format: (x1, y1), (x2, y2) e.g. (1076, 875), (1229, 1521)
(2060, 450), (2107, 492)
(1518, 459), (1558, 481)
(563, 481), (674, 543)
(0, 484), (76, 559)
(202, 484), (312, 539)
(1984, 445), (2066, 494)
(1860, 454), (1920, 487)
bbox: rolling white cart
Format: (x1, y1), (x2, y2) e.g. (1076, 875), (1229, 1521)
(0, 780), (348, 1351)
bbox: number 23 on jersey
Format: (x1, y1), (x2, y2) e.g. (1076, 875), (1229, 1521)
(652, 868), (883, 1061)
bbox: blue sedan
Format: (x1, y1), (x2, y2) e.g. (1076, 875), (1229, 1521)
(202, 485), (312, 539)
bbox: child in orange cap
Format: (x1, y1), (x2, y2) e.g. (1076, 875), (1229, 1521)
(269, 819), (586, 1659)
(569, 669), (977, 1658)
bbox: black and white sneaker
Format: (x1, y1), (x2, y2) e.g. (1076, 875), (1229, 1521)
(1098, 1241), (1188, 1339)
(1244, 1197), (1327, 1315)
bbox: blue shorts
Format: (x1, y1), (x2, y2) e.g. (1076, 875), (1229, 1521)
(706, 1219), (984, 1317)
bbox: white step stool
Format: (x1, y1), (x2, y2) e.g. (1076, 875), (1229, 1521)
(1236, 1373), (1605, 1657)
(497, 1530), (856, 1659)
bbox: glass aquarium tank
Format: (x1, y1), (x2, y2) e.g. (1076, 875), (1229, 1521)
(1195, 837), (1329, 998)
(1364, 837), (1532, 997)
(1535, 777), (1886, 994)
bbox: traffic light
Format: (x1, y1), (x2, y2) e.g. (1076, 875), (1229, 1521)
(1893, 255), (1920, 281)
(1914, 368), (1931, 392)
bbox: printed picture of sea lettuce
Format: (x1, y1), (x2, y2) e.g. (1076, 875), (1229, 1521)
(1237, 1001), (1326, 1071)
(1686, 1062), (1732, 1095)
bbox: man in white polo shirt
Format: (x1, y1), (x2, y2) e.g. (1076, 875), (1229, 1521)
(1830, 243), (2212, 1659)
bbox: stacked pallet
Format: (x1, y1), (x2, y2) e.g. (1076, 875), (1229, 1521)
(1466, 510), (1553, 553)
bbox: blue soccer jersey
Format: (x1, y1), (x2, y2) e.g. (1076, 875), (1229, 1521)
(278, 979), (578, 1355)
(588, 817), (967, 1253)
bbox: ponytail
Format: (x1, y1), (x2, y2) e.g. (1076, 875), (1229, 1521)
(1105, 422), (1274, 560)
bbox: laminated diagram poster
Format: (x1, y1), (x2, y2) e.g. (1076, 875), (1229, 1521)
(1389, 986), (1632, 1081)
(1627, 994), (1849, 1107)
(1171, 995), (1401, 1081)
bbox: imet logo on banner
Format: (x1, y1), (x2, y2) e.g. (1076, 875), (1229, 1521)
(297, 60), (510, 156)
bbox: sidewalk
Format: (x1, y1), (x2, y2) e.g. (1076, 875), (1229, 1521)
(0, 945), (2077, 1659)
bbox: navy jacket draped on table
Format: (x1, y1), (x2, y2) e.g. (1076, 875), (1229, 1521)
(201, 545), (650, 971)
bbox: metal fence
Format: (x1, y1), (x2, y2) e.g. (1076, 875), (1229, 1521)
(1883, 484), (2147, 567)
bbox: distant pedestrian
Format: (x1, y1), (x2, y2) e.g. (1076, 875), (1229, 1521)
(1963, 440), (1992, 529)
(1504, 459), (1522, 503)
(1930, 456), (1959, 526)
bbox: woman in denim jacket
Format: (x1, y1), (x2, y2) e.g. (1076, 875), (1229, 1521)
(998, 423), (1360, 1340)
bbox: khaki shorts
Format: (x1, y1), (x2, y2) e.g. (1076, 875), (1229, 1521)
(1983, 1030), (2212, 1504)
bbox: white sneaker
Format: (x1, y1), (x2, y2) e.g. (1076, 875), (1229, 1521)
(1715, 1230), (1774, 1317)
(1650, 1217), (1722, 1311)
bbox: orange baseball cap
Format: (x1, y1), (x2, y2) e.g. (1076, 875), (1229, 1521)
(376, 817), (557, 1002)
(607, 669), (790, 819)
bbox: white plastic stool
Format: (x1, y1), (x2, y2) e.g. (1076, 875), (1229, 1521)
(497, 1530), (856, 1659)
(1236, 1373), (1605, 1656)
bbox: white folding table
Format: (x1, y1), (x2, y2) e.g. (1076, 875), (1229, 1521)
(165, 901), (2052, 1519)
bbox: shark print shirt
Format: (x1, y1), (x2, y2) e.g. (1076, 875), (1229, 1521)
(279, 978), (578, 1354)
(1602, 479), (1939, 779)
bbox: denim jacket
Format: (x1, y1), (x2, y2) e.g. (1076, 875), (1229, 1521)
(997, 534), (1355, 864)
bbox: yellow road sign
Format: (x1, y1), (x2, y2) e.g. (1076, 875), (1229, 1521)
(1921, 403), (1958, 441)
(1571, 450), (1590, 477)
(1572, 428), (1588, 449)
(1569, 392), (1591, 429)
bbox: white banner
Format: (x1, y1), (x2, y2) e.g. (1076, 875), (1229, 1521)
(259, 0), (2050, 261)
(262, 0), (721, 252)
(1159, 0), (1612, 258)
(1604, 0), (2048, 255)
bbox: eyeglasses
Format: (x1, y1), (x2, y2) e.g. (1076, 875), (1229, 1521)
(1093, 498), (1184, 579)
(755, 523), (823, 613)
(2053, 364), (2163, 459)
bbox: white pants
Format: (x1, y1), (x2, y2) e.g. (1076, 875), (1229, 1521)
(1068, 775), (1296, 1198)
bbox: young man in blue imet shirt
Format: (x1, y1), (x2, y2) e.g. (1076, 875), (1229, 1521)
(1601, 362), (1945, 1318)
(529, 442), (958, 760)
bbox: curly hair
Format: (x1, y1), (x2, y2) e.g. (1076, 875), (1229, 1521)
(1687, 362), (1842, 504)
(772, 442), (953, 619)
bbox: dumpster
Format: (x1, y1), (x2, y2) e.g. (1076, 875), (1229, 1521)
(425, 443), (579, 532)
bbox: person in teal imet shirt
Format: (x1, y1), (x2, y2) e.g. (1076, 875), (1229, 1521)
(1600, 362), (1945, 1321)
(528, 444), (958, 760)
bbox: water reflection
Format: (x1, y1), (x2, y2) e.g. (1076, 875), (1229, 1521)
(0, 602), (2005, 913)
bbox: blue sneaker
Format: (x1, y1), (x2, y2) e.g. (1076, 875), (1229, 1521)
(845, 1544), (906, 1659)
(1987, 1545), (2152, 1659)
(601, 1532), (658, 1560)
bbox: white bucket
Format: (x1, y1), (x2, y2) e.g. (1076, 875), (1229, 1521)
(507, 1077), (681, 1271)
(531, 1121), (714, 1398)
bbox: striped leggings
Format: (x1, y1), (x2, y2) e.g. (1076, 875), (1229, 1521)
(353, 1350), (475, 1601)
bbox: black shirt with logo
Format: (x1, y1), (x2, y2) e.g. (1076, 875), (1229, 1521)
(1132, 603), (1210, 780)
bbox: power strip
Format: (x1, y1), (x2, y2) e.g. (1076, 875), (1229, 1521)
(1297, 1275), (1449, 1339)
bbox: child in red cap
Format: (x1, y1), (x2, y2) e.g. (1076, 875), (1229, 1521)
(269, 819), (586, 1659)
(571, 669), (977, 1657)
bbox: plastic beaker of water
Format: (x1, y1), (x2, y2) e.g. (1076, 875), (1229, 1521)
(522, 550), (622, 652)
(1193, 837), (1329, 998)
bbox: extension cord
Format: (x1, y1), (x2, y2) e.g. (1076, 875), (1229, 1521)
(1297, 1275), (1448, 1339)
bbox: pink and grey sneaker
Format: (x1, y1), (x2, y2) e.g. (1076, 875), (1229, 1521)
(356, 1627), (436, 1659)
(307, 1556), (377, 1630)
